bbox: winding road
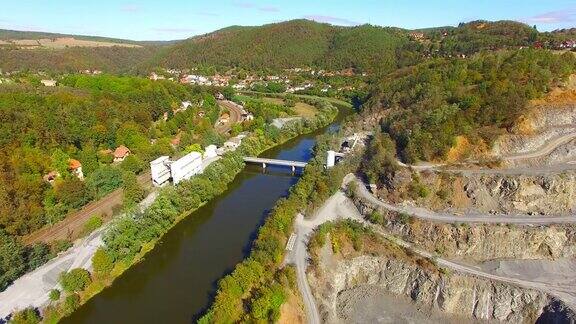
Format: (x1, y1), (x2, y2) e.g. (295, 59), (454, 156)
(351, 175), (576, 224)
(398, 131), (576, 175)
(503, 131), (576, 162)
(288, 189), (576, 323)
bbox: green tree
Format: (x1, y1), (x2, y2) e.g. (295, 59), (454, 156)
(55, 177), (92, 210)
(85, 166), (123, 198)
(9, 307), (41, 324)
(120, 155), (145, 174)
(49, 289), (61, 301)
(50, 149), (71, 177)
(59, 268), (91, 293)
(122, 172), (145, 208)
(92, 248), (113, 277)
(0, 230), (26, 291)
(24, 243), (51, 271)
(61, 293), (80, 315)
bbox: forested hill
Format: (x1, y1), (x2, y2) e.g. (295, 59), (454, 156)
(0, 19), (571, 74)
(420, 20), (539, 55)
(0, 29), (170, 46)
(0, 29), (168, 74)
(147, 19), (421, 73)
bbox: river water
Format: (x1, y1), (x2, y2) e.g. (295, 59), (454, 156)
(63, 111), (347, 324)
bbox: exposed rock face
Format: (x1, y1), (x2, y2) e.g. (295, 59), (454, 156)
(492, 104), (576, 157)
(378, 169), (576, 216)
(354, 199), (576, 262)
(463, 173), (576, 215)
(314, 254), (550, 323)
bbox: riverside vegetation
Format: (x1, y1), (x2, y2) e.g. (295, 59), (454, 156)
(199, 124), (362, 323)
(0, 75), (223, 293)
(41, 97), (339, 323)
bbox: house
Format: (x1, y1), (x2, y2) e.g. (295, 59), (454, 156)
(41, 79), (57, 87)
(43, 171), (60, 185)
(113, 145), (131, 163)
(68, 159), (84, 180)
(215, 92), (225, 100)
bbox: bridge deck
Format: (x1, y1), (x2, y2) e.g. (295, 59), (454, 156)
(243, 157), (308, 168)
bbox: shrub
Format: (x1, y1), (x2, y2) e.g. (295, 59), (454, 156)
(49, 289), (61, 301)
(9, 307), (41, 324)
(59, 268), (91, 293)
(61, 293), (80, 315)
(82, 215), (103, 235)
(367, 210), (384, 225)
(92, 248), (113, 277)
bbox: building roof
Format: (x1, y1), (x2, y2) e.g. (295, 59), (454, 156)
(114, 145), (131, 158)
(68, 159), (82, 170)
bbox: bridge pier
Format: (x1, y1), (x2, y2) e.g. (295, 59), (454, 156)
(262, 162), (267, 169)
(291, 165), (295, 173)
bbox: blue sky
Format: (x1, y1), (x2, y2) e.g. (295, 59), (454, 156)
(0, 0), (575, 41)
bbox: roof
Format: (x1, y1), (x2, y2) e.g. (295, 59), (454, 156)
(114, 145), (131, 158)
(68, 159), (82, 170)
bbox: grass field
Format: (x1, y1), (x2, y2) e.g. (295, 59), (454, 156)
(293, 102), (317, 117)
(262, 97), (285, 105)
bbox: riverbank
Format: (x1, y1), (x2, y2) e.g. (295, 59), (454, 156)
(40, 98), (341, 323)
(199, 125), (360, 322)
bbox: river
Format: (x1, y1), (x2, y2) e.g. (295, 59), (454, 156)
(62, 109), (349, 324)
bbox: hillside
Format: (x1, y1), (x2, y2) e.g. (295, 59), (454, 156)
(422, 20), (539, 55)
(0, 29), (172, 73)
(0, 29), (169, 46)
(149, 19), (420, 73)
(363, 49), (576, 163)
(0, 46), (160, 73)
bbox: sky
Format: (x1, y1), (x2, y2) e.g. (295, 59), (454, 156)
(0, 0), (575, 41)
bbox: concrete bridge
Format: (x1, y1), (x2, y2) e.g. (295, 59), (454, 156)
(243, 157), (308, 172)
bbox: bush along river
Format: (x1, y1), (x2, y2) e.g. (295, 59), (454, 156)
(61, 103), (352, 324)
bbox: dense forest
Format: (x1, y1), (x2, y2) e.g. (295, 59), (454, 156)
(0, 75), (221, 237)
(148, 20), (421, 73)
(0, 47), (160, 74)
(1, 20), (574, 74)
(422, 20), (539, 55)
(365, 49), (576, 163)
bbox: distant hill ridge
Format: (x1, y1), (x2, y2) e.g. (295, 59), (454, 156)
(0, 19), (570, 73)
(0, 29), (172, 46)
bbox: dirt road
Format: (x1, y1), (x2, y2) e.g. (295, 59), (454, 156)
(351, 175), (576, 224)
(288, 189), (576, 323)
(23, 171), (152, 245)
(503, 132), (576, 161)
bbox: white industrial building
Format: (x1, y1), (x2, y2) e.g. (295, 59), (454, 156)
(150, 156), (172, 186)
(170, 151), (203, 185)
(150, 152), (203, 186)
